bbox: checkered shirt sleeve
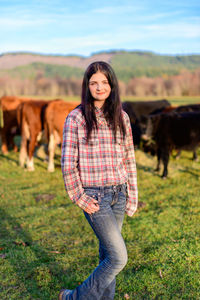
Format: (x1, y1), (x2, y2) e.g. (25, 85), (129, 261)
(123, 113), (138, 216)
(61, 115), (94, 210)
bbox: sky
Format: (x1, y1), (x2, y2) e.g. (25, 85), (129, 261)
(0, 0), (200, 57)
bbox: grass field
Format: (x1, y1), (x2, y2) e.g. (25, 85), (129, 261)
(0, 96), (200, 299)
(122, 96), (200, 106)
(16, 95), (200, 106)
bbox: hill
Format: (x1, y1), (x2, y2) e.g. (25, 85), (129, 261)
(111, 51), (200, 82)
(0, 51), (200, 82)
(0, 52), (114, 70)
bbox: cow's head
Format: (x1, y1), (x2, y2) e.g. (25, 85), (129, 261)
(141, 114), (161, 141)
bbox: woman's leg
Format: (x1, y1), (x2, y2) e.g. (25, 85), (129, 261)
(99, 184), (127, 300)
(98, 242), (116, 300)
(65, 185), (127, 300)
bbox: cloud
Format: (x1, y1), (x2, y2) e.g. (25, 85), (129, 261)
(51, 34), (113, 49)
(0, 17), (51, 28)
(92, 5), (141, 14)
(143, 23), (200, 38)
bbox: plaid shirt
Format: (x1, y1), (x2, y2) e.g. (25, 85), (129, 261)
(61, 106), (138, 217)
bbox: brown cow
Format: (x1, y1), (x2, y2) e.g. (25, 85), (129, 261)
(0, 96), (30, 154)
(44, 100), (80, 172)
(17, 100), (50, 171)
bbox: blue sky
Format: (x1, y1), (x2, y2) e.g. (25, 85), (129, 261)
(1, 0), (200, 56)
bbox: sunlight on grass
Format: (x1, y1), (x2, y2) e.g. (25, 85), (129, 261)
(0, 145), (199, 299)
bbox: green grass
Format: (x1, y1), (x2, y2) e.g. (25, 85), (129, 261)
(0, 142), (199, 299)
(121, 96), (200, 106)
(17, 95), (81, 102)
(16, 95), (200, 106)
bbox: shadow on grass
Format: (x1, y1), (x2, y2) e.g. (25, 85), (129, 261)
(55, 163), (61, 169)
(136, 162), (154, 174)
(0, 153), (19, 164)
(0, 208), (77, 300)
(136, 162), (164, 179)
(33, 154), (61, 170)
(138, 158), (200, 179)
(178, 167), (200, 178)
(0, 150), (47, 169)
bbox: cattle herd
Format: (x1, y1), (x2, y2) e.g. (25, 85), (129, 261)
(0, 96), (200, 178)
(0, 96), (79, 172)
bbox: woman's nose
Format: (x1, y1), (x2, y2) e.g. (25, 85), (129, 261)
(96, 83), (102, 90)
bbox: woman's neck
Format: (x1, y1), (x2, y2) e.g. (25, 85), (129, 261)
(94, 100), (105, 109)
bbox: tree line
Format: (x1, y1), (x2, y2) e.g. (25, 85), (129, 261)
(0, 69), (199, 97)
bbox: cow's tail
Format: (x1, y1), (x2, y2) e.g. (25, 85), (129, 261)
(42, 103), (49, 143)
(0, 97), (4, 128)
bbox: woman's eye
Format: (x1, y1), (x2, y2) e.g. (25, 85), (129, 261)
(89, 81), (109, 86)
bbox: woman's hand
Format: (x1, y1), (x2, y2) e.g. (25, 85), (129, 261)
(83, 199), (100, 214)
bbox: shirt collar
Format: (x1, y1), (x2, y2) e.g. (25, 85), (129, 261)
(95, 106), (107, 126)
(95, 106), (104, 118)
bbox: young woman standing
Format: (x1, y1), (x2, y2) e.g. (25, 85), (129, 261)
(60, 61), (138, 299)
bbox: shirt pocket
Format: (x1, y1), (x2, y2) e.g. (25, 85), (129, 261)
(80, 137), (99, 155)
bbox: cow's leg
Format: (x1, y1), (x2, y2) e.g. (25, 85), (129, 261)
(193, 150), (198, 161)
(48, 133), (56, 172)
(13, 144), (18, 153)
(8, 132), (18, 152)
(19, 135), (28, 167)
(20, 121), (30, 168)
(1, 129), (9, 155)
(175, 150), (181, 160)
(162, 151), (170, 179)
(26, 133), (38, 171)
(44, 143), (49, 162)
(155, 148), (161, 172)
(1, 142), (8, 155)
(26, 156), (34, 171)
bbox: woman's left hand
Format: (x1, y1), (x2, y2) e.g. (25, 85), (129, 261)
(81, 199), (100, 214)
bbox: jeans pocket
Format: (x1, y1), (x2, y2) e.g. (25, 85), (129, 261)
(120, 183), (128, 197)
(84, 189), (99, 202)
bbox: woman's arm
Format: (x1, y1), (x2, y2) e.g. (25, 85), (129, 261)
(123, 113), (138, 217)
(61, 115), (99, 213)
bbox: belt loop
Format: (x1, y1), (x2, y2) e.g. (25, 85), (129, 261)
(100, 186), (104, 198)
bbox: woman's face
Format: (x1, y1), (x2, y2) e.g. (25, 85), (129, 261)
(89, 71), (111, 108)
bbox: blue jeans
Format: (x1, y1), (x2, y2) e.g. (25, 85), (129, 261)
(66, 183), (128, 300)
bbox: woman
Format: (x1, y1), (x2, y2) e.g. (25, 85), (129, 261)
(60, 61), (138, 299)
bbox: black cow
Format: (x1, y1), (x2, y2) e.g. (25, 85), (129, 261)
(143, 103), (200, 160)
(122, 99), (171, 147)
(174, 104), (200, 160)
(175, 103), (200, 113)
(142, 111), (200, 178)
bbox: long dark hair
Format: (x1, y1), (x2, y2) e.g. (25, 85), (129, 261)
(81, 61), (126, 142)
